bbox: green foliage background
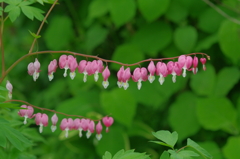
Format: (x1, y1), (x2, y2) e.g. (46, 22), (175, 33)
(1, 0), (240, 158)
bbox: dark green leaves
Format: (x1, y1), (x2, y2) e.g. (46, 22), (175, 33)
(109, 0), (136, 27)
(21, 5), (44, 21)
(187, 138), (212, 159)
(223, 136), (240, 159)
(152, 130), (178, 149)
(137, 0), (170, 22)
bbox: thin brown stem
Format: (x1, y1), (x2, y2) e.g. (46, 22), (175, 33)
(28, 0), (59, 54)
(0, 51), (210, 83)
(176, 145), (189, 153)
(5, 99), (104, 121)
(0, 2), (5, 77)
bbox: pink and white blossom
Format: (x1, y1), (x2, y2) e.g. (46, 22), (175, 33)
(51, 114), (58, 132)
(102, 117), (114, 133)
(102, 66), (110, 89)
(28, 58), (41, 81)
(59, 55), (78, 79)
(35, 113), (48, 133)
(6, 80), (13, 99)
(192, 56), (198, 74)
(73, 118), (83, 137)
(132, 67), (148, 90)
(48, 59), (58, 81)
(178, 55), (193, 77)
(96, 121), (103, 140)
(167, 61), (182, 83)
(60, 118), (74, 138)
(156, 62), (168, 85)
(18, 105), (34, 124)
(200, 58), (207, 71)
(86, 120), (95, 138)
(147, 61), (156, 83)
(117, 66), (131, 90)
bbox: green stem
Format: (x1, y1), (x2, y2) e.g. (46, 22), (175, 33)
(0, 51), (210, 83)
(176, 145), (189, 153)
(28, 0), (59, 53)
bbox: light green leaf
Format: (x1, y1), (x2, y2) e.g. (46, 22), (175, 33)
(198, 8), (224, 33)
(44, 15), (74, 50)
(178, 150), (199, 158)
(109, 0), (136, 27)
(160, 151), (170, 159)
(37, 0), (44, 5)
(111, 44), (144, 71)
(152, 130), (178, 149)
(0, 130), (7, 148)
(196, 97), (238, 134)
(150, 141), (173, 149)
(168, 92), (200, 142)
(28, 30), (41, 39)
(168, 150), (182, 159)
(195, 34), (218, 52)
(190, 64), (216, 96)
(174, 26), (198, 53)
(88, 0), (109, 18)
(131, 22), (172, 56)
(198, 141), (223, 159)
(223, 136), (240, 159)
(0, 86), (8, 91)
(85, 24), (108, 52)
(102, 151), (112, 159)
(137, 0), (170, 22)
(110, 149), (150, 159)
(0, 103), (20, 109)
(100, 89), (137, 127)
(187, 138), (212, 159)
(219, 20), (240, 64)
(0, 95), (6, 100)
(20, 5), (44, 21)
(214, 67), (240, 97)
(4, 5), (20, 22)
(165, 0), (188, 23)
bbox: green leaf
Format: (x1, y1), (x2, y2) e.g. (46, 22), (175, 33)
(0, 130), (7, 148)
(36, 0), (44, 5)
(195, 34), (218, 52)
(28, 30), (41, 39)
(223, 136), (240, 159)
(44, 15), (74, 50)
(150, 141), (173, 149)
(214, 67), (240, 97)
(109, 0), (136, 27)
(174, 26), (198, 53)
(131, 22), (172, 56)
(197, 141), (223, 159)
(168, 150), (182, 159)
(190, 64), (216, 96)
(111, 44), (144, 71)
(100, 89), (137, 127)
(160, 151), (170, 159)
(0, 103), (20, 109)
(88, 0), (109, 19)
(96, 127), (128, 157)
(178, 150), (199, 158)
(20, 5), (44, 21)
(152, 130), (178, 149)
(0, 95), (6, 100)
(168, 92), (200, 142)
(198, 8), (224, 33)
(196, 97), (238, 134)
(4, 4), (20, 22)
(0, 86), (8, 91)
(85, 24), (108, 52)
(102, 151), (112, 159)
(219, 20), (240, 64)
(187, 138), (212, 159)
(165, 0), (188, 23)
(108, 149), (150, 159)
(137, 0), (170, 22)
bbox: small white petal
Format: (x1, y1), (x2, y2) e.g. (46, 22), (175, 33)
(96, 134), (102, 140)
(182, 69), (187, 77)
(86, 130), (92, 139)
(123, 82), (129, 90)
(94, 73), (99, 82)
(117, 81), (122, 88)
(148, 75), (155, 83)
(65, 128), (69, 138)
(48, 73), (54, 81)
(102, 81), (109, 89)
(63, 68), (68, 77)
(78, 129), (83, 138)
(137, 80), (142, 90)
(70, 71), (76, 80)
(172, 75), (176, 83)
(39, 124), (43, 133)
(159, 75), (165, 85)
(51, 125), (57, 132)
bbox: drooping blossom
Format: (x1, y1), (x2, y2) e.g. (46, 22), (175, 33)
(81, 118), (89, 132)
(102, 66), (110, 89)
(59, 55), (78, 79)
(28, 58), (41, 81)
(132, 67), (148, 90)
(86, 120), (95, 139)
(102, 117), (114, 133)
(18, 105), (34, 124)
(35, 113), (48, 133)
(178, 55), (193, 77)
(78, 60), (91, 82)
(167, 61), (182, 83)
(156, 62), (168, 85)
(48, 59), (58, 81)
(117, 66), (131, 90)
(73, 118), (83, 137)
(91, 60), (104, 82)
(200, 58), (207, 71)
(51, 114), (58, 132)
(192, 56), (198, 74)
(60, 118), (74, 138)
(6, 80), (13, 99)
(147, 61), (156, 83)
(96, 121), (103, 140)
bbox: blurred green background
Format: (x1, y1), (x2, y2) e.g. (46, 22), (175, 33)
(1, 0), (240, 158)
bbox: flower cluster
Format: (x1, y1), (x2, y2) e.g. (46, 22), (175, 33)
(18, 105), (114, 140)
(27, 55), (207, 90)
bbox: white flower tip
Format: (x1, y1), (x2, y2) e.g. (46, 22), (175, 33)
(70, 72), (76, 80)
(48, 74), (54, 81)
(65, 129), (69, 138)
(148, 75), (155, 83)
(94, 73), (99, 82)
(137, 81), (142, 90)
(39, 125), (43, 133)
(51, 125), (57, 132)
(102, 81), (109, 89)
(96, 134), (102, 140)
(86, 131), (92, 139)
(78, 130), (83, 138)
(172, 75), (176, 83)
(123, 82), (129, 90)
(117, 81), (122, 88)
(159, 76), (165, 85)
(83, 75), (87, 83)
(8, 93), (12, 100)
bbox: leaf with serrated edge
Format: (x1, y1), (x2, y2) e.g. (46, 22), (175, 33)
(160, 151), (170, 159)
(102, 151), (112, 159)
(187, 138), (212, 159)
